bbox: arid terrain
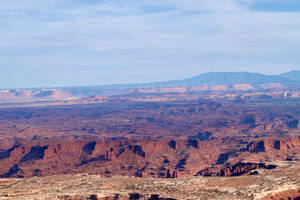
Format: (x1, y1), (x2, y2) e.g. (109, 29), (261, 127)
(2, 0), (300, 192)
(0, 160), (299, 199)
(0, 97), (300, 177)
(1, 72), (300, 199)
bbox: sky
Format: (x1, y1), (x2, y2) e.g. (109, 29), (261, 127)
(1, 0), (300, 88)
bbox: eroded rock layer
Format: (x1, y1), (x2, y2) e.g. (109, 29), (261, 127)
(0, 136), (299, 178)
(0, 99), (300, 178)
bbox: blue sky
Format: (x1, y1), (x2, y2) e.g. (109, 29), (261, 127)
(1, 0), (300, 88)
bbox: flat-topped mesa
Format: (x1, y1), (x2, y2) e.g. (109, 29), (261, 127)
(0, 137), (219, 178)
(1, 135), (300, 178)
(247, 136), (300, 153)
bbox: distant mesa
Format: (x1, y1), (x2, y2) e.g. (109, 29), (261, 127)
(0, 71), (300, 105)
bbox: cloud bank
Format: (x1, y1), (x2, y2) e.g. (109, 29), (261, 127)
(1, 0), (300, 88)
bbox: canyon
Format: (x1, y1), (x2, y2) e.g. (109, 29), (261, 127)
(0, 98), (300, 180)
(1, 72), (300, 199)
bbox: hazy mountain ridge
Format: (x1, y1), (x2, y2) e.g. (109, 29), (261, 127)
(69, 70), (300, 89)
(1, 71), (300, 99)
(157, 71), (297, 87)
(60, 71), (300, 96)
(280, 70), (300, 81)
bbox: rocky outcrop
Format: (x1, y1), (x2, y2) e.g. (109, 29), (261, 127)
(0, 135), (299, 178)
(20, 145), (48, 162)
(248, 137), (300, 152)
(0, 138), (217, 178)
(50, 193), (178, 200)
(55, 193), (177, 200)
(286, 119), (299, 129)
(196, 162), (277, 177)
(261, 189), (300, 200)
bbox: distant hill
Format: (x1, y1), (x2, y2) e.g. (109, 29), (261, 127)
(56, 71), (300, 96)
(158, 72), (294, 87)
(280, 71), (300, 81)
(61, 71), (300, 96)
(1, 71), (300, 99)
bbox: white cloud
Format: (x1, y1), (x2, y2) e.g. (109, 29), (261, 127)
(0, 0), (300, 87)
